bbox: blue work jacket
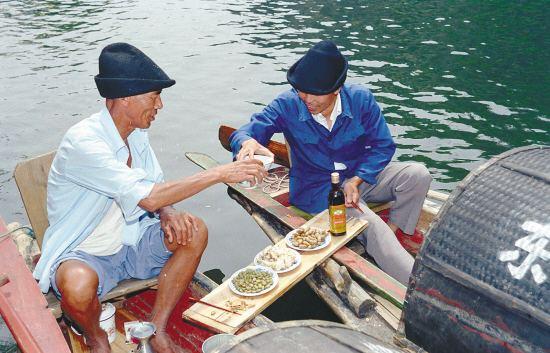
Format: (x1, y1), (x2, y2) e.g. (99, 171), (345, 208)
(229, 84), (395, 213)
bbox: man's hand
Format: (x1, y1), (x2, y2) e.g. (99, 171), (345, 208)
(159, 207), (199, 246)
(215, 159), (268, 186)
(343, 176), (363, 207)
(236, 138), (274, 161)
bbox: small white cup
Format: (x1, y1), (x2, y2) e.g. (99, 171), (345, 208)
(239, 154), (274, 189)
(71, 302), (116, 344)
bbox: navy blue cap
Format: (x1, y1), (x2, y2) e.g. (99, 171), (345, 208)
(287, 40), (348, 95)
(94, 43), (175, 99)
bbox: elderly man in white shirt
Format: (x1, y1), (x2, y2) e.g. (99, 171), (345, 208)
(34, 43), (266, 353)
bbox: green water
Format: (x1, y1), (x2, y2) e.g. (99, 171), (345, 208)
(0, 1), (548, 346)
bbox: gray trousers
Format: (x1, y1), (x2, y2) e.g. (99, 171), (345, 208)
(346, 162), (432, 285)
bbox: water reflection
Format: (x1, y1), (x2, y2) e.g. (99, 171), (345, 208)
(0, 0), (548, 272)
(223, 0), (548, 187)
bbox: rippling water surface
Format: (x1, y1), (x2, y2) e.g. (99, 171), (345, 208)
(0, 0), (548, 287)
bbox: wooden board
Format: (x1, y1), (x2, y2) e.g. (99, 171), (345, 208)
(13, 151), (55, 248)
(183, 210), (368, 333)
(0, 234), (71, 353)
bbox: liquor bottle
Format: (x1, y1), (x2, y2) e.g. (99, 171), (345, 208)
(328, 172), (346, 236)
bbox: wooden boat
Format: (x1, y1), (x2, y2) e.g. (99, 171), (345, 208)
(184, 125), (448, 344)
(0, 215), (271, 353)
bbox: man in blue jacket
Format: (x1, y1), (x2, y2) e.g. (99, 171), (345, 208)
(229, 40), (432, 285)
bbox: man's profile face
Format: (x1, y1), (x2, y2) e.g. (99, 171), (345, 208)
(297, 90), (339, 116)
(126, 91), (163, 129)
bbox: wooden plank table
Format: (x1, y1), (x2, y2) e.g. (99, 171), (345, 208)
(183, 210), (368, 333)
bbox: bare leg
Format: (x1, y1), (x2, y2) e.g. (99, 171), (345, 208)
(149, 217), (208, 353)
(56, 260), (110, 353)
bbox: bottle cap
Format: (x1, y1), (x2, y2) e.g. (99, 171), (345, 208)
(331, 172), (340, 184)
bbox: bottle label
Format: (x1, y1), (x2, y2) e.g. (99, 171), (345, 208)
(329, 205), (346, 235)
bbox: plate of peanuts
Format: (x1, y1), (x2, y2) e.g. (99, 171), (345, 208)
(285, 227), (331, 252)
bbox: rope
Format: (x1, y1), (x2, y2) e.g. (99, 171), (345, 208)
(262, 172), (289, 194)
(0, 225), (35, 239)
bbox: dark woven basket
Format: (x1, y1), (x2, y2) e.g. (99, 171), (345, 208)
(403, 145), (549, 353)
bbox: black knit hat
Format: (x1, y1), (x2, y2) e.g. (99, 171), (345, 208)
(94, 43), (176, 99)
(287, 40), (348, 95)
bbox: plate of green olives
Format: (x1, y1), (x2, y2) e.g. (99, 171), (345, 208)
(229, 265), (279, 297)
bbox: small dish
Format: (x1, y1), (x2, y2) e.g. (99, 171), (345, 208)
(285, 228), (332, 252)
(228, 266), (279, 297)
(253, 246), (301, 273)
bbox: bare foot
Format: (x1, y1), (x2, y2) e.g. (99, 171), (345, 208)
(150, 331), (184, 353)
(85, 330), (111, 353)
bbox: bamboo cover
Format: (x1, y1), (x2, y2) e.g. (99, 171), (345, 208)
(404, 145), (550, 353)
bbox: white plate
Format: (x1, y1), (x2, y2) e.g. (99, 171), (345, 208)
(228, 265), (279, 297)
(285, 228), (332, 252)
(253, 246), (301, 274)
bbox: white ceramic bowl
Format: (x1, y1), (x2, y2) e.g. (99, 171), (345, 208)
(228, 265), (279, 297)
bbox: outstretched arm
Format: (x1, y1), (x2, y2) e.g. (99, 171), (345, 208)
(235, 138), (274, 161)
(229, 98), (284, 158)
(138, 159), (266, 212)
